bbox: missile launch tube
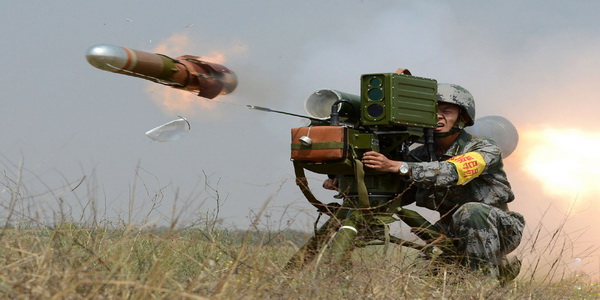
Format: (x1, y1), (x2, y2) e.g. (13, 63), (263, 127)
(305, 89), (361, 120)
(85, 44), (237, 99)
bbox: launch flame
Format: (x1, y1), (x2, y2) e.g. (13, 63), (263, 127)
(146, 33), (232, 115)
(518, 127), (600, 208)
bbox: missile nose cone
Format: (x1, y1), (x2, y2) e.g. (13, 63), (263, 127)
(85, 44), (128, 71)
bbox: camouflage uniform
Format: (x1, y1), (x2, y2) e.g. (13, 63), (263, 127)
(402, 130), (525, 279)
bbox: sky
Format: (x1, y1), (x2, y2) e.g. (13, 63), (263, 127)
(1, 0), (600, 280)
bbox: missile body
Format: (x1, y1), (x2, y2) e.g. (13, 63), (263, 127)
(85, 44), (237, 99)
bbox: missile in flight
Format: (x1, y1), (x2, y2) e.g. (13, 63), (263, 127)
(85, 44), (237, 99)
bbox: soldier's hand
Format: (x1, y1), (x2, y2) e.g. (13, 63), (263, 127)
(362, 151), (401, 173)
(322, 178), (339, 191)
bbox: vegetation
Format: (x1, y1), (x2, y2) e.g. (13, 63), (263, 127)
(0, 222), (597, 299)
(0, 163), (597, 299)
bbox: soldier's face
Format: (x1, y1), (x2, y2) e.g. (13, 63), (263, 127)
(436, 102), (461, 132)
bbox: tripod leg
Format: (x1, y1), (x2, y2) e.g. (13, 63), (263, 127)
(286, 207), (362, 269)
(286, 213), (343, 269)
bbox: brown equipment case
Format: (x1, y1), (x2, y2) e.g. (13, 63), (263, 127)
(291, 126), (347, 163)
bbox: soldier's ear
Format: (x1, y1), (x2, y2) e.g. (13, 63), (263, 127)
(456, 109), (467, 129)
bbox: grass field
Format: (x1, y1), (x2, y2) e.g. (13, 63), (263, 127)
(0, 222), (598, 299)
(0, 164), (598, 299)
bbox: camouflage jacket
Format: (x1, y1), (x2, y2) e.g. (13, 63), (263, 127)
(403, 131), (514, 224)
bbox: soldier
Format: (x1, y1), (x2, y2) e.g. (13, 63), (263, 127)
(359, 83), (525, 281)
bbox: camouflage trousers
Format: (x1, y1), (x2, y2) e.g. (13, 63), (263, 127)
(447, 202), (525, 279)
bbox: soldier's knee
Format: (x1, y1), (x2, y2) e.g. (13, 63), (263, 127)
(454, 202), (492, 220)
(457, 202), (491, 214)
(452, 202), (493, 230)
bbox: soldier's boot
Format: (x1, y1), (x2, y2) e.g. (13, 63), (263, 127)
(498, 256), (521, 285)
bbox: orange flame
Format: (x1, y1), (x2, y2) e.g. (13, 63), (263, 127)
(518, 127), (600, 209)
(509, 127), (600, 280)
(145, 33), (230, 115)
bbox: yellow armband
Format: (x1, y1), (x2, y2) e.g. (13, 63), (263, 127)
(447, 152), (486, 185)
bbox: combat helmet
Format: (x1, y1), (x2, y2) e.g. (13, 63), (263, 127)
(437, 83), (475, 128)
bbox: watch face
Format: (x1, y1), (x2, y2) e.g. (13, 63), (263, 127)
(400, 164), (409, 174)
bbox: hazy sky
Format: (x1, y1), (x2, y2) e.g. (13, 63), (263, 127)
(1, 0), (600, 279)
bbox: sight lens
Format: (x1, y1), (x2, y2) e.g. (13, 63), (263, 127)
(367, 104), (384, 118)
(368, 88), (383, 101)
(369, 78), (382, 87)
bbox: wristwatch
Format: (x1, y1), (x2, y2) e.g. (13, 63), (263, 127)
(398, 162), (410, 175)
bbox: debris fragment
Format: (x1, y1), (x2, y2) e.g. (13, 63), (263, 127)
(145, 116), (191, 142)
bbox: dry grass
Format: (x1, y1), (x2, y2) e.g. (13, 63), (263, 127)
(0, 161), (598, 299)
(0, 224), (598, 299)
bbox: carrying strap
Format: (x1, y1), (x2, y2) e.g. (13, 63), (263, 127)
(293, 145), (371, 214)
(293, 161), (331, 215)
(394, 68), (412, 75)
(291, 142), (345, 150)
(349, 147), (370, 209)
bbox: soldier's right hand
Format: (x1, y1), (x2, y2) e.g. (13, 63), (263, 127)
(322, 178), (339, 191)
